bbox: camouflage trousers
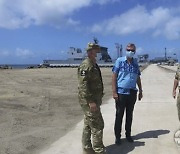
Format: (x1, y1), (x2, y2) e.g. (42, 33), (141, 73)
(177, 93), (180, 121)
(81, 104), (105, 154)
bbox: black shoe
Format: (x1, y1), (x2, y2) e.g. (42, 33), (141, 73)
(83, 148), (95, 154)
(126, 136), (134, 142)
(115, 138), (121, 145)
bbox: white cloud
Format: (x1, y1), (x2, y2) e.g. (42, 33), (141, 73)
(66, 18), (80, 26)
(91, 5), (180, 40)
(92, 6), (170, 33)
(0, 50), (10, 56)
(96, 0), (119, 5)
(0, 0), (92, 29)
(136, 47), (144, 54)
(0, 0), (115, 29)
(164, 17), (180, 40)
(15, 48), (35, 58)
(0, 48), (35, 59)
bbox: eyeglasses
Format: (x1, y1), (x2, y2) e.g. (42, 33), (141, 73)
(127, 49), (135, 52)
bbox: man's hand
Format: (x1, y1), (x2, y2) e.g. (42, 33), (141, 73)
(138, 92), (143, 101)
(89, 102), (97, 112)
(173, 90), (176, 99)
(113, 92), (118, 101)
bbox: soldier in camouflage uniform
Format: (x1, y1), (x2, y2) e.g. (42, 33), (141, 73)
(78, 42), (106, 154)
(173, 64), (180, 121)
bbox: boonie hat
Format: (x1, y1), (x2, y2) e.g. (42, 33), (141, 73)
(86, 42), (100, 52)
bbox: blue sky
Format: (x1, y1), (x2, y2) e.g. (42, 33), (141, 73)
(0, 0), (180, 64)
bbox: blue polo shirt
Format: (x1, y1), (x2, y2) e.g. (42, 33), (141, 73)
(112, 56), (141, 95)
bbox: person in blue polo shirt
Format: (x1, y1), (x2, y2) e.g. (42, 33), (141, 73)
(112, 43), (143, 145)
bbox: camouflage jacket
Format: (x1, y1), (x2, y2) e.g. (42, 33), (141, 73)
(78, 58), (104, 103)
(175, 64), (180, 88)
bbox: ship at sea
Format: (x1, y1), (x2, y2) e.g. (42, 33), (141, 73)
(42, 38), (117, 67)
(41, 38), (153, 68)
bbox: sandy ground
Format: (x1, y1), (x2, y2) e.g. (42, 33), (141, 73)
(0, 67), (113, 154)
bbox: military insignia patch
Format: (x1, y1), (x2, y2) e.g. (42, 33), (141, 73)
(81, 70), (86, 76)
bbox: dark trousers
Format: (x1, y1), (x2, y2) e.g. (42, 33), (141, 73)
(114, 90), (137, 139)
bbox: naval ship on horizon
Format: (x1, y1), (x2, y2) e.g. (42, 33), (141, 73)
(42, 38), (117, 67)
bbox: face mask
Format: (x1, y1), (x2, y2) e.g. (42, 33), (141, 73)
(126, 51), (135, 58)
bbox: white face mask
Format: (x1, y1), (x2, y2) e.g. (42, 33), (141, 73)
(126, 51), (135, 58)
